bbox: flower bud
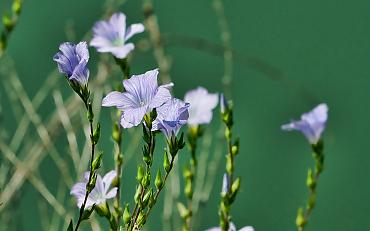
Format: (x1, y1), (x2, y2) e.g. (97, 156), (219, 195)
(92, 123), (101, 144)
(134, 185), (142, 204)
(112, 122), (121, 143)
(231, 177), (241, 195)
(185, 179), (193, 199)
(155, 169), (163, 189)
(136, 165), (144, 183)
(296, 207), (306, 228)
(123, 204), (131, 224)
(142, 189), (153, 207)
(142, 172), (151, 188)
(306, 168), (315, 190)
(92, 152), (103, 170)
(163, 151), (171, 173)
(95, 203), (110, 218)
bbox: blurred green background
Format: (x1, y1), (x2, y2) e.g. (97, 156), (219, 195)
(1, 0), (370, 230)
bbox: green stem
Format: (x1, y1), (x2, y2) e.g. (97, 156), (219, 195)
(74, 101), (96, 231)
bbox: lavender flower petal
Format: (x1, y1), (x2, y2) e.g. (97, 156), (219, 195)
(70, 171), (118, 208)
(53, 41), (90, 85)
(102, 68), (173, 128)
(184, 87), (218, 126)
(152, 98), (190, 138)
(282, 103), (328, 144)
(90, 12), (144, 59)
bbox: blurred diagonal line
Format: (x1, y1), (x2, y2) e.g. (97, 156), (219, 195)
(0, 139), (67, 217)
(53, 90), (80, 171)
(0, 92), (81, 213)
(8, 73), (73, 186)
(10, 71), (59, 152)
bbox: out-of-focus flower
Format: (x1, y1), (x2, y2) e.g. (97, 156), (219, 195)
(184, 87), (218, 126)
(53, 41), (90, 85)
(281, 103), (328, 144)
(102, 69), (173, 128)
(90, 12), (144, 59)
(221, 173), (230, 195)
(206, 223), (254, 231)
(152, 98), (190, 139)
(70, 170), (117, 208)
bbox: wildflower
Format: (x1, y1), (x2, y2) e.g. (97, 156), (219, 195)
(53, 41), (90, 85)
(70, 170), (117, 208)
(206, 223), (254, 231)
(281, 103), (328, 144)
(90, 12), (144, 59)
(152, 98), (190, 139)
(102, 69), (173, 128)
(184, 87), (218, 126)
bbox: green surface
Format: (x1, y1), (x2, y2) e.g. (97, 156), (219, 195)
(1, 0), (370, 230)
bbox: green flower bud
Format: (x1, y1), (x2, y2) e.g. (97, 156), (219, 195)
(87, 103), (94, 122)
(225, 127), (232, 140)
(231, 138), (240, 156)
(87, 173), (97, 192)
(163, 151), (171, 173)
(91, 152), (103, 170)
(183, 165), (192, 180)
(136, 165), (144, 183)
(123, 204), (131, 224)
(137, 210), (146, 227)
(134, 185), (142, 204)
(142, 189), (153, 207)
(231, 177), (241, 195)
(112, 122), (121, 143)
(296, 207), (306, 228)
(12, 0), (22, 15)
(155, 169), (163, 189)
(92, 123), (101, 144)
(142, 172), (151, 188)
(185, 179), (193, 199)
(306, 168), (316, 190)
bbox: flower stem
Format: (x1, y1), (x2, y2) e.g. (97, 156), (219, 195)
(74, 100), (96, 231)
(296, 141), (324, 231)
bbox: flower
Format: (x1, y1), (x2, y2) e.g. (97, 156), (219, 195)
(152, 98), (190, 139)
(206, 223), (254, 231)
(90, 12), (144, 59)
(102, 69), (173, 128)
(184, 87), (218, 126)
(281, 103), (328, 144)
(70, 170), (117, 208)
(53, 41), (90, 85)
(221, 173), (230, 195)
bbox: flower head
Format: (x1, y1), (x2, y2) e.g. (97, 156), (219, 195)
(90, 12), (144, 59)
(206, 223), (254, 231)
(70, 170), (117, 208)
(184, 87), (218, 126)
(102, 69), (173, 128)
(281, 103), (328, 144)
(53, 41), (90, 85)
(152, 98), (190, 139)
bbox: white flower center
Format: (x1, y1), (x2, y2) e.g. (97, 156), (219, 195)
(112, 39), (124, 47)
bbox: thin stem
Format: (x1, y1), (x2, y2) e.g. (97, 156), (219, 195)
(74, 102), (96, 231)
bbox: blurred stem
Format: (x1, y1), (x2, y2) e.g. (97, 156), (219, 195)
(296, 141), (324, 231)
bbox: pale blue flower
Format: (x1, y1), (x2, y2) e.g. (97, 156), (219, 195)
(70, 171), (117, 208)
(152, 98), (190, 139)
(282, 103), (328, 144)
(102, 69), (173, 128)
(206, 223), (254, 231)
(53, 41), (90, 85)
(90, 12), (144, 59)
(184, 87), (218, 126)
